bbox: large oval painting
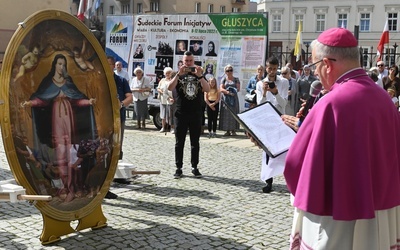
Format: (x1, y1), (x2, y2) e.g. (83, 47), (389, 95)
(0, 10), (120, 220)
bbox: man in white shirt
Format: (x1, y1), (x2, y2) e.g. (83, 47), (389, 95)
(114, 61), (130, 81)
(256, 57), (289, 114)
(377, 60), (388, 80)
(255, 57), (289, 193)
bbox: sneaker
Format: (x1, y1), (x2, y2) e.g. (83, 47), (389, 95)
(174, 168), (183, 178)
(160, 128), (165, 133)
(192, 168), (202, 178)
(212, 132), (216, 138)
(224, 131), (231, 136)
(105, 191), (118, 199)
(231, 131), (237, 136)
(208, 132), (212, 138)
(171, 130), (175, 134)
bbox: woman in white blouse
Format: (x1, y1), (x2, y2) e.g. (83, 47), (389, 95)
(130, 67), (152, 129)
(157, 67), (175, 133)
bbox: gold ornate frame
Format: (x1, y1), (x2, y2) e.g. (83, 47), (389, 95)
(0, 10), (121, 244)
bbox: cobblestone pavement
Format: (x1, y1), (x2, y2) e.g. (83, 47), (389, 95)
(0, 119), (293, 249)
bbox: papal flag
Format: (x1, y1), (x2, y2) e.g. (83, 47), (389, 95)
(294, 21), (302, 62)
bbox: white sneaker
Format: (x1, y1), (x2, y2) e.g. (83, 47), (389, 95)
(159, 128), (165, 133)
(171, 130), (175, 134)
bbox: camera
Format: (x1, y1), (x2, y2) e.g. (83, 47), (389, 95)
(263, 80), (275, 89)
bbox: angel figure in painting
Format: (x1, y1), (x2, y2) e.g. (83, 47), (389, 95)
(14, 44), (40, 82)
(70, 39), (95, 71)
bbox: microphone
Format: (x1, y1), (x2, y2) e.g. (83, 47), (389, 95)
(299, 80), (322, 123)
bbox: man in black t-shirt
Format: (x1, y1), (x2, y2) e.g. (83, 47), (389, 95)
(168, 51), (210, 178)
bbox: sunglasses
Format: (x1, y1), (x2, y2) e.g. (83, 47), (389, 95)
(225, 69), (233, 72)
(377, 64), (384, 67)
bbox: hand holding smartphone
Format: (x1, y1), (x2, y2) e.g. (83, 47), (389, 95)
(185, 66), (196, 73)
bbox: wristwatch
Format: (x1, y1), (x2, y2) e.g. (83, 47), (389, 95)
(197, 75), (205, 80)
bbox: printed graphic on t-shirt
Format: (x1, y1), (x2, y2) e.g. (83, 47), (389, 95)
(179, 74), (200, 100)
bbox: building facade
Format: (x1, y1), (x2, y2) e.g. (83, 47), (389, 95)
(0, 0), (70, 60)
(70, 1), (254, 33)
(257, 0), (400, 69)
(1, 0), (255, 60)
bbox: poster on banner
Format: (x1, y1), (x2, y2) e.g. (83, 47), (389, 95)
(105, 15), (134, 70)
(106, 13), (268, 111)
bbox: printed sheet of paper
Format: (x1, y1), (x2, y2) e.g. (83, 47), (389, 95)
(237, 102), (296, 157)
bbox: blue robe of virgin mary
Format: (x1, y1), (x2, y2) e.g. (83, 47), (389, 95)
(30, 74), (97, 148)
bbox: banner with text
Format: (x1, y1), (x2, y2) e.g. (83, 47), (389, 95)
(105, 15), (134, 68)
(107, 13), (268, 110)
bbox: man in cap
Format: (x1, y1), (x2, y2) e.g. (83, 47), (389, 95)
(284, 28), (400, 248)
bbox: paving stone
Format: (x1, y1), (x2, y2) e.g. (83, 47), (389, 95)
(0, 121), (293, 249)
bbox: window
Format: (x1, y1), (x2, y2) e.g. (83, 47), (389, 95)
(272, 15), (281, 32)
(294, 14), (303, 32)
(150, 2), (159, 12)
(195, 3), (201, 13)
(338, 13), (347, 28)
(208, 4), (214, 13)
(137, 3), (143, 14)
(232, 7), (240, 12)
(220, 6), (226, 13)
(316, 14), (325, 32)
(122, 4), (130, 14)
(109, 5), (115, 15)
(388, 13), (398, 31)
(360, 13), (370, 32)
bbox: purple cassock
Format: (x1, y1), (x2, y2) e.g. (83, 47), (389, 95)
(284, 68), (400, 220)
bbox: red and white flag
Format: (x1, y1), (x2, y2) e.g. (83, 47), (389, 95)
(377, 20), (389, 61)
(77, 0), (86, 21)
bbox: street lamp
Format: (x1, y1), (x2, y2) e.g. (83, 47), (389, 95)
(285, 45), (289, 64)
(393, 43), (398, 64)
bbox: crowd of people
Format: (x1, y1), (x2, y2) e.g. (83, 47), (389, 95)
(6, 25), (400, 247)
(110, 29), (400, 247)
